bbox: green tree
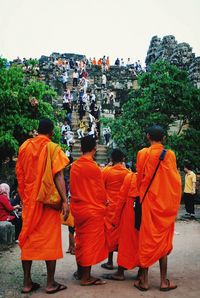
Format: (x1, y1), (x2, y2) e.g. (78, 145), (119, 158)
(108, 60), (200, 167)
(0, 57), (58, 163)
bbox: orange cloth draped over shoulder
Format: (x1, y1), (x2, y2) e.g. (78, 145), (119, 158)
(112, 172), (140, 269)
(136, 143), (181, 268)
(106, 58), (110, 69)
(102, 164), (129, 251)
(70, 155), (108, 267)
(16, 135), (69, 260)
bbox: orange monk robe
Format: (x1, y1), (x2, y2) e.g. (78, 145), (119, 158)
(92, 58), (96, 65)
(106, 58), (110, 70)
(98, 59), (102, 68)
(16, 135), (69, 260)
(136, 143), (182, 268)
(102, 164), (129, 251)
(112, 172), (139, 270)
(70, 155), (108, 267)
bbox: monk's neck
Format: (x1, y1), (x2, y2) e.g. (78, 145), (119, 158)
(82, 152), (95, 159)
(149, 141), (163, 146)
(112, 162), (123, 166)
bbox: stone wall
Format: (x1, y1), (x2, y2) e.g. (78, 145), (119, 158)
(145, 35), (200, 88)
(38, 53), (139, 96)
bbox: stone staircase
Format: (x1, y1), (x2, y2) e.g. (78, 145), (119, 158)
(53, 65), (117, 164)
(70, 110), (108, 165)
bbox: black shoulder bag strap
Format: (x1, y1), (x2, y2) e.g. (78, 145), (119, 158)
(141, 148), (167, 204)
(134, 148), (167, 231)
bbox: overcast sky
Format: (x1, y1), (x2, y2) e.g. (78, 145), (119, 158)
(0, 0), (200, 64)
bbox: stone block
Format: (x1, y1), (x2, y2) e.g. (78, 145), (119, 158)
(0, 221), (15, 245)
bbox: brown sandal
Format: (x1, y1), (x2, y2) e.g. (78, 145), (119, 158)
(80, 278), (106, 286)
(160, 279), (177, 291)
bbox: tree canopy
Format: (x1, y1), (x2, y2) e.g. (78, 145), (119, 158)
(0, 57), (58, 162)
(106, 60), (200, 168)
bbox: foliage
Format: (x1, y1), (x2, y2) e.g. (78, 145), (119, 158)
(109, 60), (200, 168)
(168, 128), (200, 170)
(0, 57), (58, 162)
(26, 58), (39, 67)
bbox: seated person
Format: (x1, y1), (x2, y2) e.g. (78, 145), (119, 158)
(61, 120), (71, 134)
(87, 121), (97, 139)
(0, 183), (22, 240)
(77, 120), (86, 138)
(62, 130), (75, 146)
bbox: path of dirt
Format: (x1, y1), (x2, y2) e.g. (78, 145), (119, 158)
(0, 219), (200, 298)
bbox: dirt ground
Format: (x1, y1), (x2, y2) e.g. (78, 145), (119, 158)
(0, 219), (200, 298)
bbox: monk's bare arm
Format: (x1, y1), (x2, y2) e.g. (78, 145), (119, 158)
(54, 170), (70, 220)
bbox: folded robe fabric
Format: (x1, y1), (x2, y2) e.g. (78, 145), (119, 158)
(16, 135), (69, 260)
(136, 143), (182, 268)
(102, 164), (129, 251)
(111, 172), (140, 269)
(70, 155), (108, 267)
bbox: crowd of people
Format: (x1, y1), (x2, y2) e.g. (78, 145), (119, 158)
(9, 54), (145, 87)
(58, 54), (116, 161)
(0, 119), (198, 295)
(60, 86), (101, 160)
(0, 54), (197, 296)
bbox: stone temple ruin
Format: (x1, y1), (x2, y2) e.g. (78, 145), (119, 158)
(145, 35), (200, 88)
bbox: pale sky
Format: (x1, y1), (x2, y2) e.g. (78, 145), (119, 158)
(0, 0), (200, 64)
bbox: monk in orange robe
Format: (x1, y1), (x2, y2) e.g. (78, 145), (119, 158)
(16, 119), (70, 294)
(106, 56), (110, 70)
(134, 125), (181, 292)
(92, 57), (96, 65)
(101, 149), (129, 269)
(70, 136), (108, 286)
(103, 171), (140, 281)
(98, 58), (102, 68)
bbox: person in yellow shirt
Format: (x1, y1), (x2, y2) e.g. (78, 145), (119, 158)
(77, 120), (86, 138)
(183, 161), (196, 218)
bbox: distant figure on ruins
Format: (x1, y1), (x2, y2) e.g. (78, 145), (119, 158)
(126, 58), (131, 67)
(77, 120), (86, 139)
(109, 92), (115, 114)
(61, 119), (71, 134)
(115, 58), (120, 66)
(62, 71), (68, 89)
(72, 69), (79, 87)
(121, 58), (125, 67)
(106, 56), (110, 71)
(102, 73), (107, 88)
(16, 119), (69, 294)
(92, 57), (97, 65)
(98, 58), (102, 68)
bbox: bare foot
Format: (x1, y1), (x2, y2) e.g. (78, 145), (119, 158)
(21, 282), (40, 293)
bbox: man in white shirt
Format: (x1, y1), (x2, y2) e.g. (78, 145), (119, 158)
(61, 120), (71, 134)
(102, 74), (107, 89)
(73, 69), (79, 87)
(62, 71), (68, 89)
